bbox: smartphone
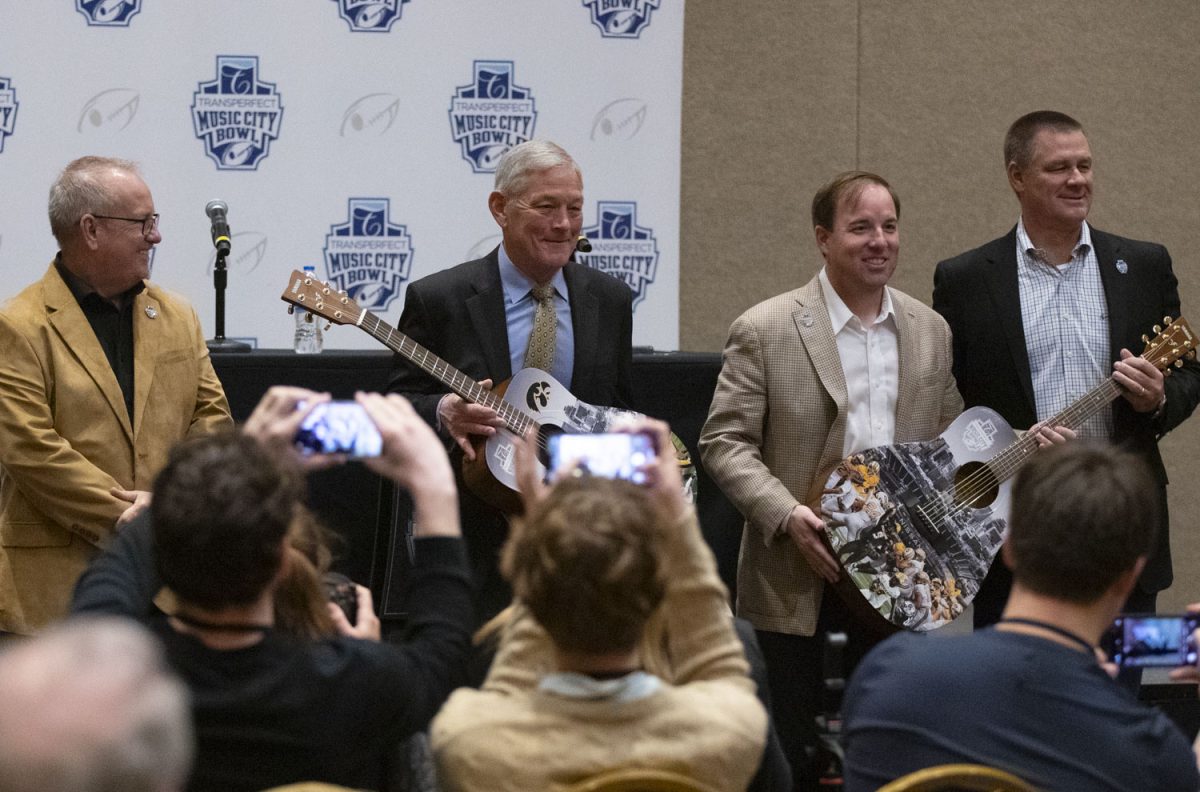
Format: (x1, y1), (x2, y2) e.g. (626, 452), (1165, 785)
(1101, 614), (1200, 668)
(294, 401), (383, 458)
(545, 432), (656, 484)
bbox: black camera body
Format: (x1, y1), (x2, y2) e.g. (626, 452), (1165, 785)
(323, 572), (358, 626)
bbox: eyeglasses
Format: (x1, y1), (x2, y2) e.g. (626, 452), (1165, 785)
(92, 213), (160, 237)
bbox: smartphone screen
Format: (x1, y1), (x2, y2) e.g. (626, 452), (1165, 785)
(1102, 614), (1200, 668)
(546, 432), (656, 485)
(294, 401), (383, 458)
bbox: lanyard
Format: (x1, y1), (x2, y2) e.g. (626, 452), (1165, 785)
(997, 617), (1093, 653)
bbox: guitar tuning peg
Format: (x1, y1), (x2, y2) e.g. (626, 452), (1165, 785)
(323, 321), (332, 332)
(1153, 324), (1162, 334)
(1142, 334), (1150, 344)
(1164, 315), (1174, 324)
(287, 305), (295, 315)
(1175, 359), (1184, 368)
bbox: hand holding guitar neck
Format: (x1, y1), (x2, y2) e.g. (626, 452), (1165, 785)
(436, 380), (505, 461)
(1114, 347), (1167, 413)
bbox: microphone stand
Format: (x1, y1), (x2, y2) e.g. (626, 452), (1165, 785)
(206, 246), (250, 353)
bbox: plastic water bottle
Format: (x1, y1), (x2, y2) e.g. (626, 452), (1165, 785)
(293, 266), (324, 354)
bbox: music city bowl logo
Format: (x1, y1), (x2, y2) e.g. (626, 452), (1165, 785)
(0, 77), (17, 153)
(331, 0), (409, 32)
(448, 61), (537, 174)
(577, 201), (659, 309)
(76, 0), (141, 26)
(324, 198), (413, 312)
(340, 93), (401, 137)
(191, 56), (284, 171)
(77, 88), (140, 133)
(581, 0), (661, 38)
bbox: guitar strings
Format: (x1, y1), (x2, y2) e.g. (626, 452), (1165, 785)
(913, 331), (1182, 525)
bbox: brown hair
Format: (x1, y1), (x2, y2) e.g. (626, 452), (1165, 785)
(502, 477), (666, 655)
(811, 171), (899, 231)
(1008, 442), (1157, 603)
(1004, 110), (1085, 170)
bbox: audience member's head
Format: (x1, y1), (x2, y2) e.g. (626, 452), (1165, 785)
(152, 431), (300, 611)
(503, 476), (666, 657)
(274, 509), (341, 639)
(0, 617), (192, 792)
(1007, 441), (1157, 605)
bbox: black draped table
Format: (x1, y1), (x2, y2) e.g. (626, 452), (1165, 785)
(211, 350), (743, 610)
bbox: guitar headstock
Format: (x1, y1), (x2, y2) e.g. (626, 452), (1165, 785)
(1141, 316), (1198, 374)
(280, 269), (363, 327)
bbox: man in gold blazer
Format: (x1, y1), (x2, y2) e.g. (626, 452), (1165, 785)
(0, 156), (232, 635)
(700, 172), (961, 789)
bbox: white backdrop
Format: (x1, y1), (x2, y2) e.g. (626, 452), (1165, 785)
(0, 0), (682, 350)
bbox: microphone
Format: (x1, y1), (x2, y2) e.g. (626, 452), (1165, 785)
(575, 235), (592, 253)
(205, 200), (231, 255)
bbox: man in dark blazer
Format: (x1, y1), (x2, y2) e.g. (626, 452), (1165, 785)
(388, 140), (634, 626)
(934, 111), (1200, 626)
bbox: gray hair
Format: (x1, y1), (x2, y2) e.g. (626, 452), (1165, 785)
(48, 156), (141, 245)
(0, 617), (193, 792)
(493, 140), (581, 198)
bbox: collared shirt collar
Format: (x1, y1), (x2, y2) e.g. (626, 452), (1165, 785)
(817, 266), (896, 333)
(538, 670), (662, 703)
(498, 243), (568, 306)
(1016, 218), (1092, 267)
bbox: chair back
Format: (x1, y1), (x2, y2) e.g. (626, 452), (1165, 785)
(564, 767), (721, 792)
(877, 763), (1037, 792)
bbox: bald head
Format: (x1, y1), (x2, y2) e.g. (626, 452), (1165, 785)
(0, 618), (192, 792)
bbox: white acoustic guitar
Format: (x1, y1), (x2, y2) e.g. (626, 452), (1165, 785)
(281, 269), (696, 513)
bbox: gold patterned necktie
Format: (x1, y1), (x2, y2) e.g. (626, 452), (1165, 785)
(523, 282), (556, 371)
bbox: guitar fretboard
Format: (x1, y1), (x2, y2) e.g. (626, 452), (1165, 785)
(984, 376), (1121, 483)
(357, 310), (535, 436)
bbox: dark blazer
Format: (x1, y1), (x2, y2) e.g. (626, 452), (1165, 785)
(387, 248), (634, 424)
(933, 226), (1200, 592)
(386, 248), (634, 623)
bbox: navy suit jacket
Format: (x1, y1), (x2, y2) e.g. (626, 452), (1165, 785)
(933, 226), (1200, 591)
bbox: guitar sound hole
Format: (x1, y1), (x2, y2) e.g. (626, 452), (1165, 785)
(953, 461), (999, 510)
(536, 424), (563, 468)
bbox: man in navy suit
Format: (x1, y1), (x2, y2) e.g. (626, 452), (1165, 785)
(388, 140), (634, 627)
(933, 110), (1200, 627)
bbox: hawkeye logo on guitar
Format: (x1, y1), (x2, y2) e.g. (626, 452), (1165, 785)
(577, 201), (659, 309)
(526, 382), (552, 411)
(192, 56), (284, 171)
(324, 198), (413, 313)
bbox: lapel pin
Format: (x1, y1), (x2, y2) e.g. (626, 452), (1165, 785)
(800, 310), (814, 328)
(144, 305), (158, 319)
(1115, 259), (1128, 274)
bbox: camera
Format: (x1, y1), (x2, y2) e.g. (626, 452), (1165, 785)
(546, 432), (656, 484)
(294, 401), (382, 458)
(322, 572), (358, 626)
(1101, 613), (1200, 668)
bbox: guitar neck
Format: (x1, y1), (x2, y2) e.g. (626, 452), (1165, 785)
(356, 310), (534, 435)
(987, 375), (1122, 482)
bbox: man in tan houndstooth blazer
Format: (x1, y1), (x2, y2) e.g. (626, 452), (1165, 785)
(700, 172), (961, 789)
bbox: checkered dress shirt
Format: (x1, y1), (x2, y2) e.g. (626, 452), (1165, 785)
(1016, 219), (1113, 439)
